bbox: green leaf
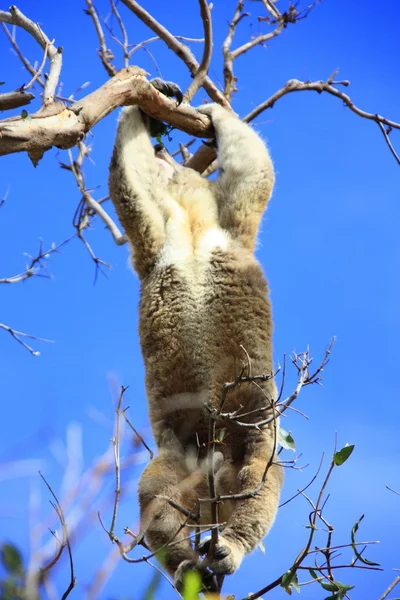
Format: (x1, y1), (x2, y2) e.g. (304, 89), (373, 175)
(351, 515), (380, 566)
(1, 543), (23, 574)
(309, 568), (322, 582)
(182, 569), (202, 600)
(217, 427), (227, 442)
(281, 570), (300, 594)
(321, 581), (354, 592)
(333, 444), (354, 466)
(278, 428), (296, 452)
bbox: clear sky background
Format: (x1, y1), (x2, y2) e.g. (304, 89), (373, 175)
(0, 0), (399, 599)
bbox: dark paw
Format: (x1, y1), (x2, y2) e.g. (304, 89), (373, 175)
(197, 535), (243, 575)
(198, 537), (229, 559)
(150, 78), (183, 105)
(174, 560), (218, 594)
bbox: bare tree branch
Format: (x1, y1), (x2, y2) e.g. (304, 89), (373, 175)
(0, 236), (74, 284)
(0, 6), (63, 103)
(119, 0), (230, 108)
(129, 35), (205, 58)
(66, 142), (127, 246)
(85, 0), (117, 76)
(378, 573), (400, 600)
(0, 89), (35, 111)
(244, 76), (400, 164)
(183, 0), (213, 103)
(38, 472), (76, 599)
(0, 322), (53, 356)
(0, 66), (214, 165)
(110, 0), (130, 68)
(222, 1), (249, 100)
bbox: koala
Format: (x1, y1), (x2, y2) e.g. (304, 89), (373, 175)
(108, 84), (283, 590)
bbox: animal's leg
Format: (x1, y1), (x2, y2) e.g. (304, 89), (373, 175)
(199, 431), (283, 575)
(139, 449), (216, 590)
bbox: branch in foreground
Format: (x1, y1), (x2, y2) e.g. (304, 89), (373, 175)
(38, 472), (76, 600)
(0, 66), (213, 166)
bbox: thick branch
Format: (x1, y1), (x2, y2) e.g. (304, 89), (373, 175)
(0, 67), (213, 164)
(0, 90), (34, 111)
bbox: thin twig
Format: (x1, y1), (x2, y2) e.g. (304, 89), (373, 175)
(129, 35), (204, 57)
(66, 143), (127, 247)
(110, 0), (130, 67)
(222, 1), (249, 100)
(385, 484), (400, 496)
(183, 0), (213, 102)
(0, 323), (53, 356)
(38, 472), (76, 599)
(122, 409), (154, 459)
(378, 574), (400, 600)
(1, 22), (46, 88)
(24, 41), (50, 91)
(109, 386), (128, 540)
(279, 453), (324, 508)
(244, 76), (400, 165)
(0, 235), (75, 284)
(85, 0), (116, 76)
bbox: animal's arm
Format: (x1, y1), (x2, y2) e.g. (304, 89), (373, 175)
(108, 106), (165, 279)
(198, 104), (275, 251)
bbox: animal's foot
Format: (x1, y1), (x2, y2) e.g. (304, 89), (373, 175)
(198, 535), (244, 575)
(174, 559), (218, 594)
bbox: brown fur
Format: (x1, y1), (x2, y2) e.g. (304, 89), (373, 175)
(109, 102), (283, 587)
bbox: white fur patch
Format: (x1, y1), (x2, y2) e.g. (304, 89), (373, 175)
(196, 227), (229, 259)
(162, 389), (209, 412)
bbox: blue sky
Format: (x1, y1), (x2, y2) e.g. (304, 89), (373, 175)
(0, 0), (399, 598)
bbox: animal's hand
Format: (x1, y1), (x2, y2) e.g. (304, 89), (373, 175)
(150, 78), (183, 105)
(196, 103), (236, 120)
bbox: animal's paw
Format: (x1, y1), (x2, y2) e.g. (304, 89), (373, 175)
(174, 560), (218, 594)
(150, 78), (183, 105)
(196, 103), (235, 119)
(198, 535), (244, 575)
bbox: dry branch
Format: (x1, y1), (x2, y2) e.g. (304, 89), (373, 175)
(244, 76), (400, 164)
(120, 0), (230, 109)
(0, 66), (214, 165)
(183, 0), (213, 103)
(0, 6), (62, 104)
(0, 90), (35, 111)
(85, 0), (117, 76)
